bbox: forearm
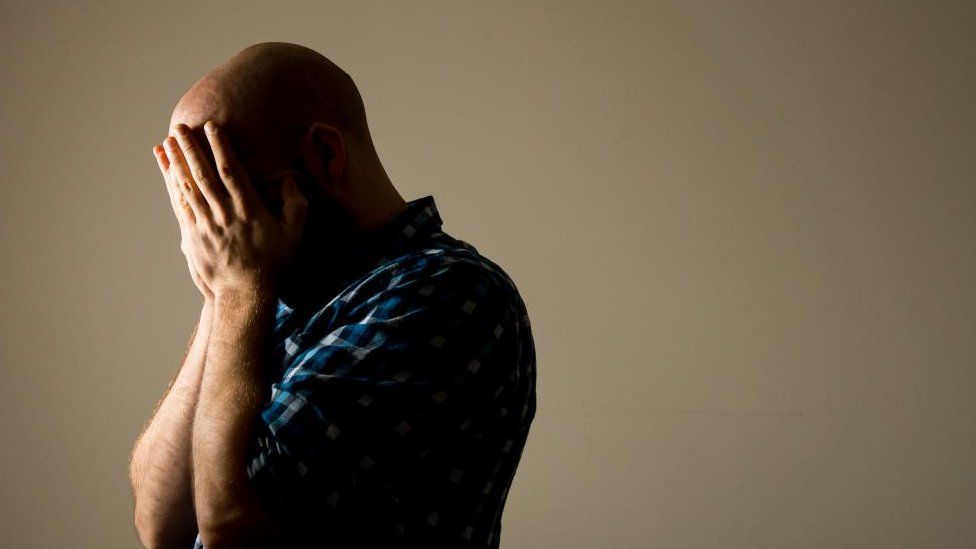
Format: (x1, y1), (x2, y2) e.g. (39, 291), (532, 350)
(130, 301), (214, 547)
(192, 288), (281, 547)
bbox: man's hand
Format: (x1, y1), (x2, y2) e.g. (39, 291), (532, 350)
(161, 121), (308, 299)
(153, 141), (215, 302)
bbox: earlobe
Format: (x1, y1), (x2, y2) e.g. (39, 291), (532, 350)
(317, 141), (335, 163)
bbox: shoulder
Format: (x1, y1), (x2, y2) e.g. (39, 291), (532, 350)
(343, 243), (520, 315)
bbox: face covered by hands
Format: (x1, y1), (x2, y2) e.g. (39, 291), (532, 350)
(153, 120), (309, 302)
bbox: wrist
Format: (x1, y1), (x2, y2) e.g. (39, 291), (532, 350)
(213, 284), (276, 312)
(199, 300), (216, 333)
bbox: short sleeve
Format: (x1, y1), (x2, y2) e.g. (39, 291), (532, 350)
(242, 257), (518, 524)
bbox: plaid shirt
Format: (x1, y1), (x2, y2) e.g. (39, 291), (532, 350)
(191, 195), (536, 548)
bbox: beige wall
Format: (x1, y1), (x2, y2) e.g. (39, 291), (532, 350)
(2, 1), (973, 547)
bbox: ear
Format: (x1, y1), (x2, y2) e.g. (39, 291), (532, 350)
(300, 122), (346, 199)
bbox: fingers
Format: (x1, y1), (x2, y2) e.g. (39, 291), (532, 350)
(153, 144), (176, 210)
(163, 136), (211, 227)
(202, 120), (260, 218)
(153, 143), (195, 226)
(154, 140), (214, 302)
(172, 124), (231, 223)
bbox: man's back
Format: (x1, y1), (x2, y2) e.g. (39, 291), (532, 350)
(192, 194), (536, 548)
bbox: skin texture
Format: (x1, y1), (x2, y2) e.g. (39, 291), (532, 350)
(129, 42), (409, 547)
(129, 302), (213, 548)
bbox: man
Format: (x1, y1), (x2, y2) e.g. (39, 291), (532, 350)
(128, 42), (536, 549)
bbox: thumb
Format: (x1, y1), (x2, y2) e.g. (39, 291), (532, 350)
(280, 176), (308, 232)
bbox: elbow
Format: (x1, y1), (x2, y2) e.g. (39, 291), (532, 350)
(196, 522), (263, 549)
(194, 470), (284, 548)
(133, 499), (196, 549)
(133, 513), (154, 549)
(195, 527), (227, 549)
(133, 512), (168, 549)
(196, 514), (240, 549)
(195, 505), (241, 548)
(196, 504), (284, 549)
(132, 499), (159, 548)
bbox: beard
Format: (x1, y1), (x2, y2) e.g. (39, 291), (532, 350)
(277, 177), (365, 309)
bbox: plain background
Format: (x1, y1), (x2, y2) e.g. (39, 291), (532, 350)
(1, 1), (973, 547)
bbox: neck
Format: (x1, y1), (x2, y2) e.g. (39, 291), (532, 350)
(340, 164), (408, 235)
(277, 171), (408, 311)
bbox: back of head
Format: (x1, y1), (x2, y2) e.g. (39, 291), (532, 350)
(172, 42), (374, 170)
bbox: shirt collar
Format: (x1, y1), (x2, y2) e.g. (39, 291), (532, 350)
(277, 194), (443, 314)
(356, 194), (443, 264)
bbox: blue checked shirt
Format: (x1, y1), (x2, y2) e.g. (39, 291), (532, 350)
(191, 195), (536, 548)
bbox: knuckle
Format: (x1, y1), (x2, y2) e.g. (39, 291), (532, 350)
(191, 168), (209, 183)
(218, 164), (235, 179)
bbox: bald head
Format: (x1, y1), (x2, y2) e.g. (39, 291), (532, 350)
(169, 42), (374, 187)
(165, 42), (407, 306)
